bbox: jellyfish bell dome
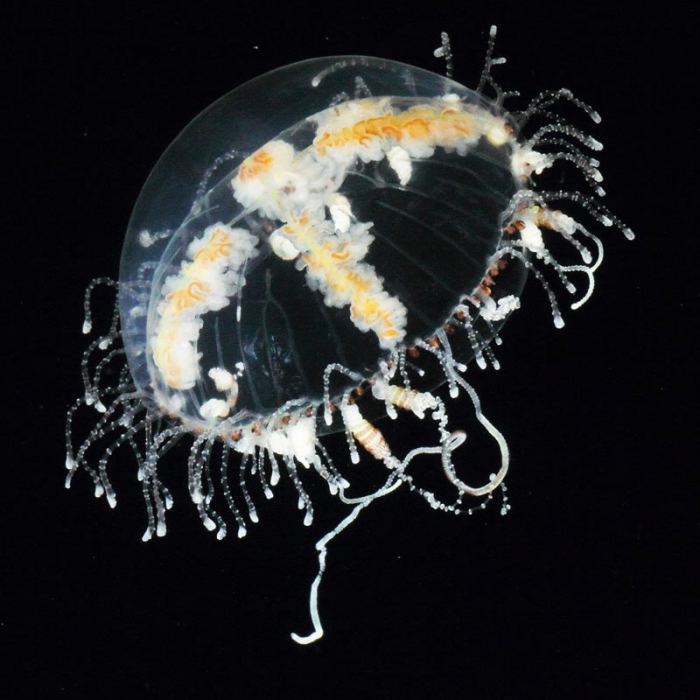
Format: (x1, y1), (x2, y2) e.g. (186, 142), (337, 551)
(118, 56), (527, 432)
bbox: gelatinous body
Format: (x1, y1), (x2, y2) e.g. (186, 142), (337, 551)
(66, 29), (632, 644)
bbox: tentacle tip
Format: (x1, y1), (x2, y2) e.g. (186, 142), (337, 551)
(291, 629), (324, 645)
(446, 431), (467, 450)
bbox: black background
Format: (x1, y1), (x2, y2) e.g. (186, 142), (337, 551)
(5, 3), (696, 698)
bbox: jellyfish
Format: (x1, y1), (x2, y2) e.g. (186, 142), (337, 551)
(65, 28), (633, 644)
